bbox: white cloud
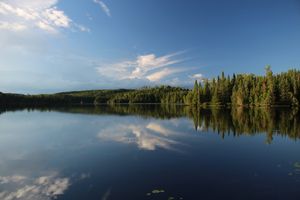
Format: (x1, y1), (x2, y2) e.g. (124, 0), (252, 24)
(137, 53), (180, 69)
(10, 0), (59, 10)
(36, 21), (56, 32)
(0, 21), (26, 31)
(146, 68), (183, 82)
(189, 73), (204, 80)
(132, 53), (182, 78)
(0, 0), (88, 33)
(96, 52), (185, 83)
(93, 0), (111, 17)
(43, 7), (71, 28)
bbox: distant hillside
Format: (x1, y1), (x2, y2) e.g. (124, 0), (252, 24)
(0, 86), (188, 106)
(56, 88), (133, 97)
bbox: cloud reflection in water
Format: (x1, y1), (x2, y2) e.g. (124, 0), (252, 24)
(0, 173), (70, 200)
(98, 121), (183, 151)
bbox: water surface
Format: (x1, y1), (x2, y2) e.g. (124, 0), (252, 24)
(0, 105), (300, 200)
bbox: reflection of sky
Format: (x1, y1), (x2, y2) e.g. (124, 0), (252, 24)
(97, 120), (189, 151)
(0, 172), (70, 200)
(0, 110), (194, 199)
(0, 111), (97, 200)
(1, 110), (300, 199)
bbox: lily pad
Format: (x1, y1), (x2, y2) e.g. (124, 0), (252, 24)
(294, 162), (300, 168)
(152, 189), (165, 194)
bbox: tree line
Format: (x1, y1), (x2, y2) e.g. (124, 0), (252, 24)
(185, 67), (300, 107)
(102, 86), (188, 104)
(0, 67), (299, 107)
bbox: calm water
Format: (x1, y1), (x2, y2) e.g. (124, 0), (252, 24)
(0, 105), (300, 200)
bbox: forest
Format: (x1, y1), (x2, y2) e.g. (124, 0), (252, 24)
(0, 67), (300, 107)
(185, 66), (300, 107)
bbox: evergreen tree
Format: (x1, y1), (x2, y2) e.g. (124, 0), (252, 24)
(192, 80), (199, 105)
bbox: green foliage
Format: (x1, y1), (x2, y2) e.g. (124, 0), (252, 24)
(1, 68), (300, 107)
(106, 86), (188, 104)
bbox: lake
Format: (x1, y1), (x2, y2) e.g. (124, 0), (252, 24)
(0, 105), (300, 200)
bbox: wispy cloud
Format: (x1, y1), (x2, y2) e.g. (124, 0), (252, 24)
(0, 21), (26, 31)
(146, 68), (185, 82)
(0, 0), (88, 33)
(93, 0), (111, 17)
(96, 52), (186, 83)
(189, 73), (204, 80)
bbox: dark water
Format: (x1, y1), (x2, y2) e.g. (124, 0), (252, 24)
(0, 105), (300, 200)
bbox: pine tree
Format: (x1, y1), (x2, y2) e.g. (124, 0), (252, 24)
(202, 79), (211, 103)
(192, 80), (199, 105)
(264, 65), (275, 105)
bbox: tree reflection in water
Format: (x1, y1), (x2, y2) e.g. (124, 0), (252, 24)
(1, 104), (299, 144)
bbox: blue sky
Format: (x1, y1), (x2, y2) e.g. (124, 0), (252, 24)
(0, 0), (300, 93)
